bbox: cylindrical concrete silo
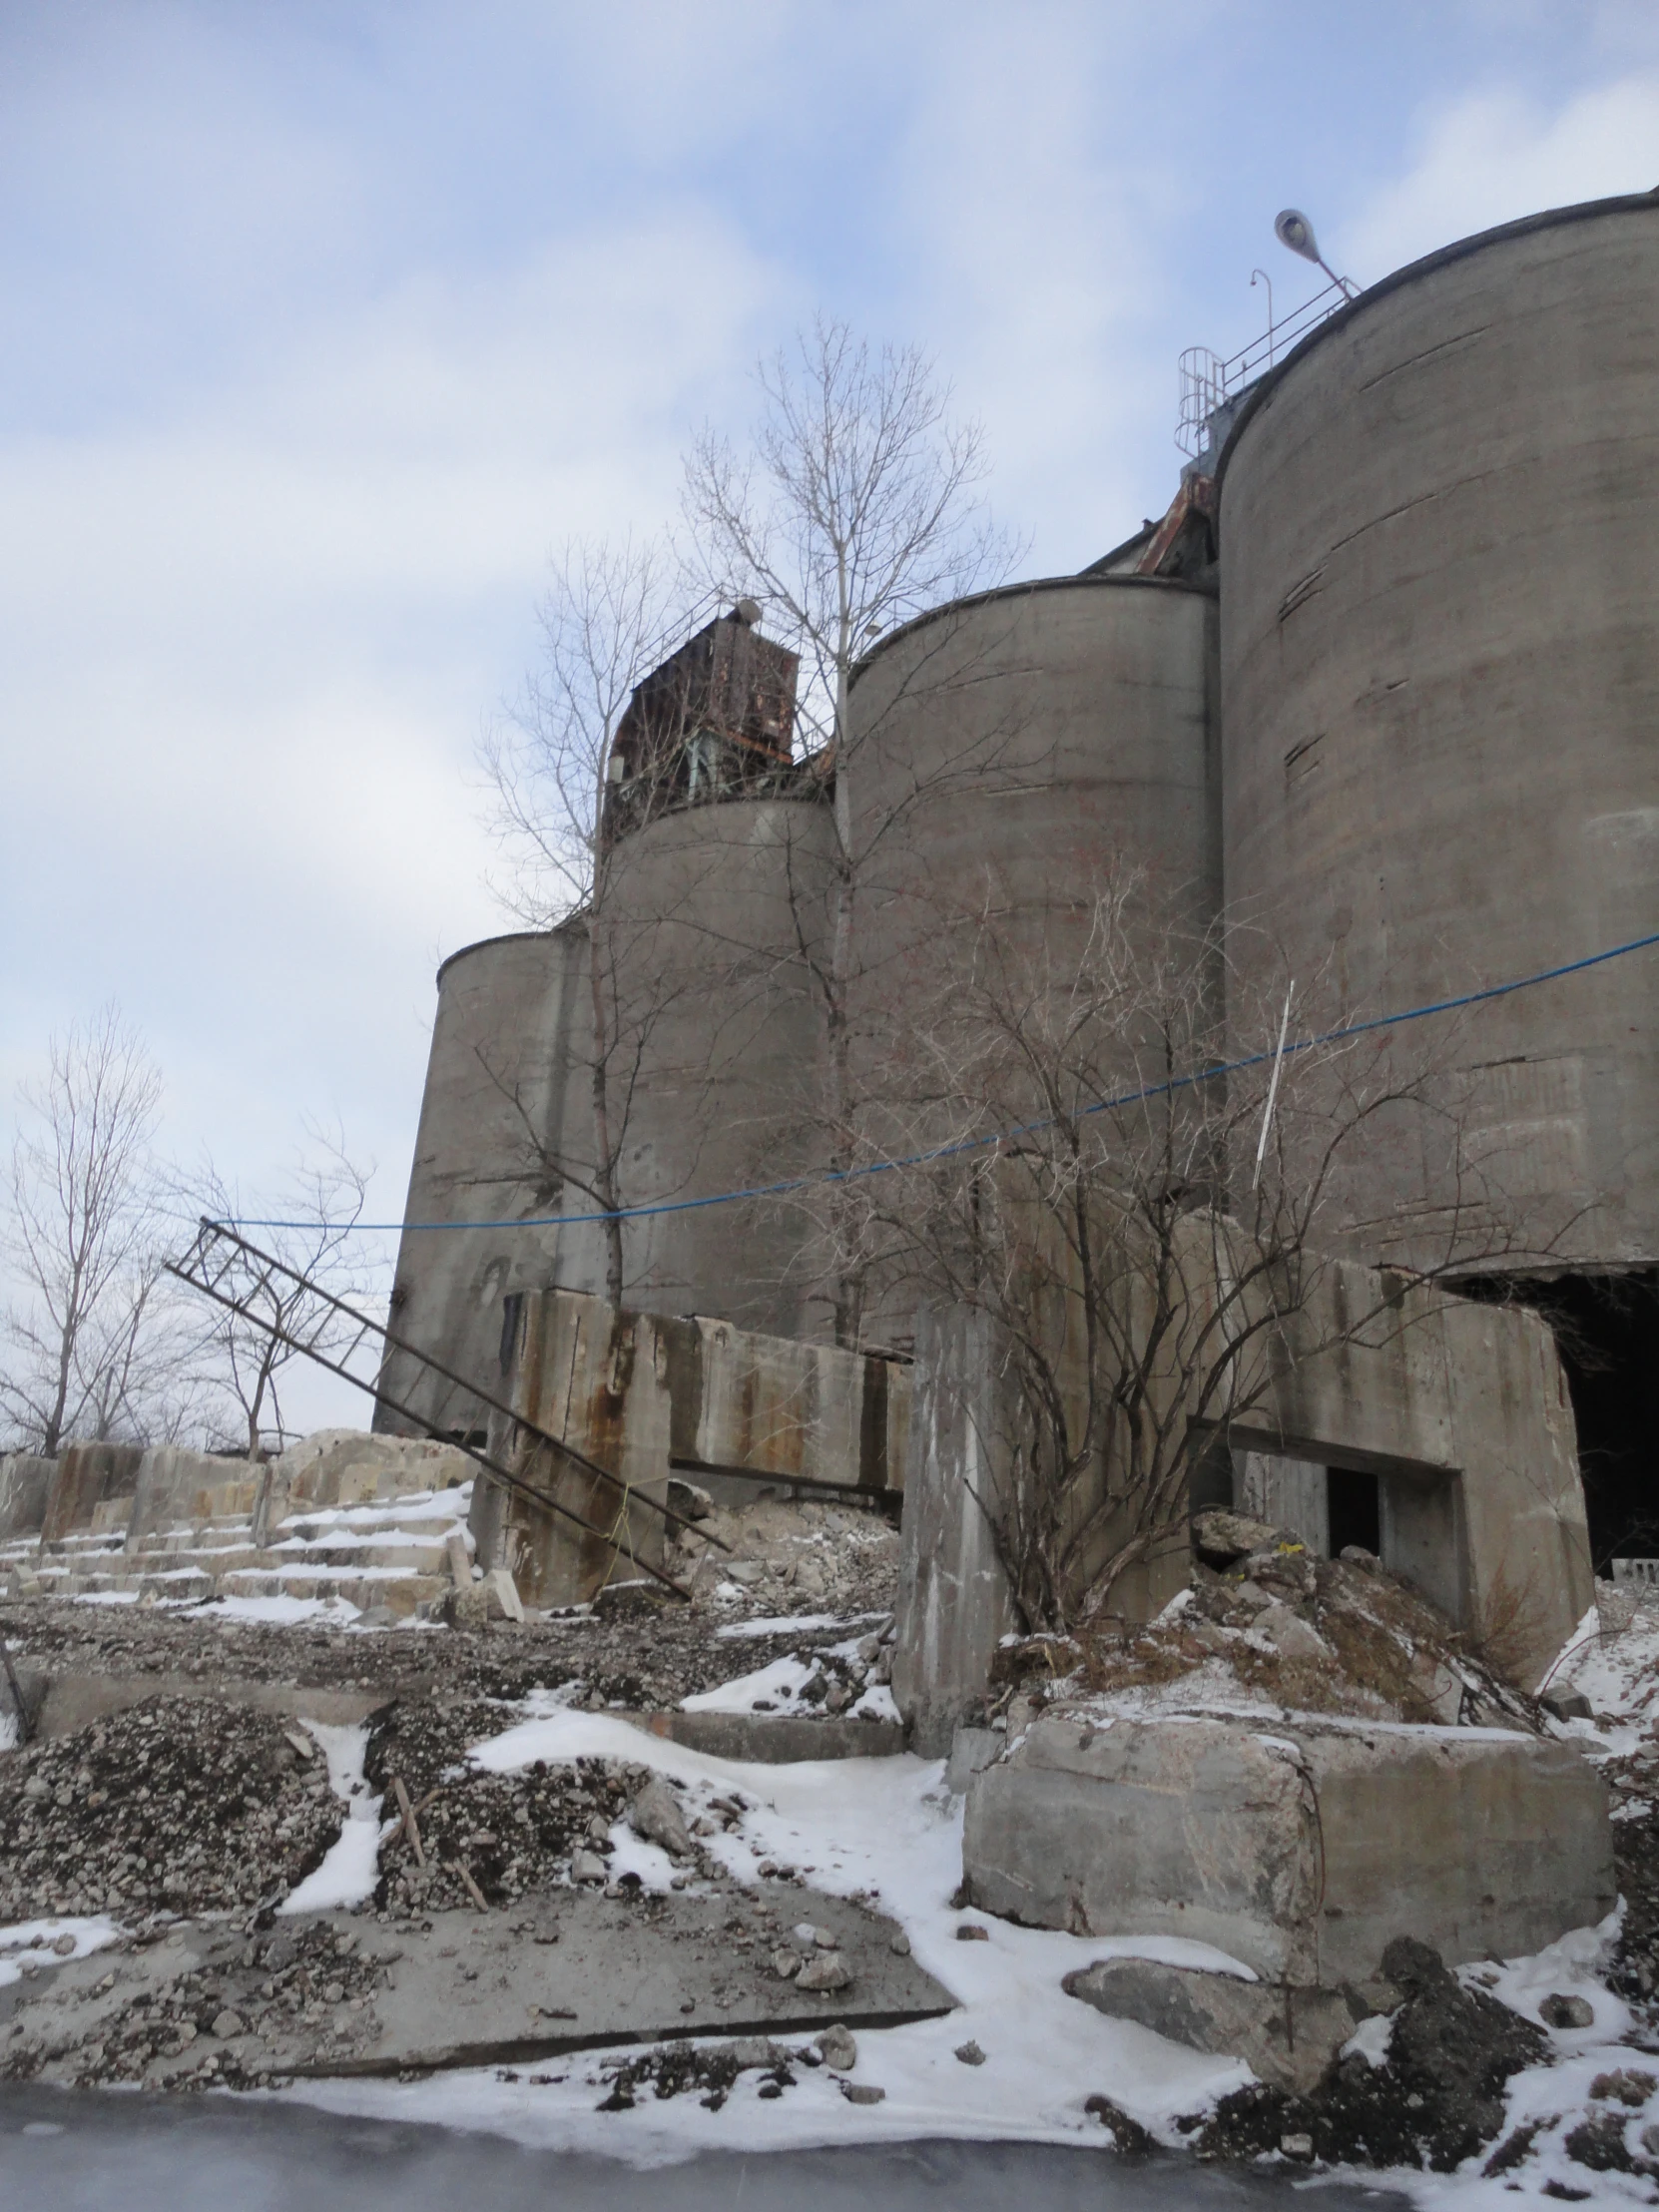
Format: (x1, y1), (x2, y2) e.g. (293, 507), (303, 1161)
(847, 575), (1220, 1004)
(377, 926), (588, 1436)
(842, 574), (1222, 1342)
(598, 792), (836, 1336)
(1219, 190), (1659, 1272)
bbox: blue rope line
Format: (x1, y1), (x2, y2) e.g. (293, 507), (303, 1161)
(232, 925), (1659, 1236)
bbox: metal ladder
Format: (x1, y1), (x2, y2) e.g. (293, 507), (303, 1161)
(166, 1219), (729, 1602)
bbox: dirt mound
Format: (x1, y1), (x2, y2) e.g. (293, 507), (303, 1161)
(987, 1520), (1538, 1732)
(1191, 1937), (1550, 2172)
(0, 1698), (342, 1922)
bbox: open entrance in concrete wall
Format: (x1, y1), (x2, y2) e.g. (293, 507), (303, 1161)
(1225, 1435), (1467, 1629)
(1455, 1269), (1659, 1572)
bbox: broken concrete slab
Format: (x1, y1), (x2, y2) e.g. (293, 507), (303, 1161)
(0, 1889), (954, 2087)
(963, 1711), (1614, 1984)
(31, 1669), (396, 1740)
(630, 1711), (905, 1763)
(1063, 1955), (1398, 2095)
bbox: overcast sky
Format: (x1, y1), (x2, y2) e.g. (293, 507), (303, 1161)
(5, 0), (1658, 1309)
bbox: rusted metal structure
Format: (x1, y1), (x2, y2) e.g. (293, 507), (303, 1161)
(603, 605), (801, 842)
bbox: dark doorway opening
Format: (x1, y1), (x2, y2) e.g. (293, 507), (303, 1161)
(1456, 1269), (1659, 1571)
(1327, 1467), (1381, 1557)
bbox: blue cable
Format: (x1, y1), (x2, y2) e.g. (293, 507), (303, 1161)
(231, 924), (1659, 1236)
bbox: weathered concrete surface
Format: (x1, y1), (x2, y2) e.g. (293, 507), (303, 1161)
(0, 1455), (54, 1543)
(0, 1892), (953, 2085)
(475, 1290), (675, 1609)
(963, 1712), (1613, 1985)
(1220, 190), (1659, 1270)
(1063, 1955), (1397, 2095)
(663, 1310), (909, 1500)
(631, 1711), (905, 1763)
(125, 1447), (258, 1552)
(257, 1429), (474, 1546)
(39, 1443), (146, 1544)
(33, 1670), (395, 1740)
(896, 1230), (1592, 1754)
(476, 1287), (909, 1608)
(891, 1307), (1016, 1760)
(845, 579), (1220, 1314)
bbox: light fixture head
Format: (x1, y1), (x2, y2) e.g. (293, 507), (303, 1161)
(1275, 209), (1322, 266)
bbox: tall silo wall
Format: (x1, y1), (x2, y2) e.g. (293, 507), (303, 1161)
(598, 793), (836, 1338)
(377, 927), (589, 1435)
(841, 575), (1221, 1345)
(1220, 192), (1659, 1271)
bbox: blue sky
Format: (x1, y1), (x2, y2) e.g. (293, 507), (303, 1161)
(4, 0), (1658, 1281)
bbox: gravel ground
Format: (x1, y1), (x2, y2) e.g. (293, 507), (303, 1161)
(0, 1699), (342, 1923)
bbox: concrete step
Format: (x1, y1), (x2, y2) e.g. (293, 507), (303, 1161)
(219, 1566), (449, 1616)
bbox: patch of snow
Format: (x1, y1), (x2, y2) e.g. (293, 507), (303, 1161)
(70, 1590), (142, 1607)
(605, 1823), (677, 1893)
(277, 1722), (383, 1915)
(716, 1613), (887, 1640)
(1341, 2010), (1394, 2069)
(682, 1656), (820, 1712)
(432, 1703), (1252, 2162)
(0, 1711), (14, 1751)
(848, 1683), (899, 1723)
(197, 1594), (362, 1627)
(1461, 1909), (1629, 2045)
(1554, 1602), (1659, 1735)
(0, 1917), (121, 1986)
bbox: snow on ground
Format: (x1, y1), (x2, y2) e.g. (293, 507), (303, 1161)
(0, 1917), (120, 1987)
(277, 1723), (383, 1916)
(289, 1702), (1256, 2164)
(716, 1613), (890, 1641)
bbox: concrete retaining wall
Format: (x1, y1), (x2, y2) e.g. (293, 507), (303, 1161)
(0, 1455), (56, 1542)
(964, 1711), (1613, 1984)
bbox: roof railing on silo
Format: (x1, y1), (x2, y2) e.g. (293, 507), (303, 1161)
(1176, 276), (1355, 458)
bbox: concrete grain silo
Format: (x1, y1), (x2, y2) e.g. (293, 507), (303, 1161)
(1218, 189), (1659, 1555)
(377, 926), (590, 1436)
(846, 575), (1221, 1039)
(596, 791), (836, 1337)
(840, 574), (1222, 1347)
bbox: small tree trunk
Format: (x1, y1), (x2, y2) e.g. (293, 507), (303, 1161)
(588, 923), (625, 1311)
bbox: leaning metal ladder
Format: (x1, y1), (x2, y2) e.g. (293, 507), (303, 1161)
(165, 1218), (731, 1602)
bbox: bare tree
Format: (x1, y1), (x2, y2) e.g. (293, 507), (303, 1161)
(830, 869), (1550, 1631)
(684, 318), (1017, 1343)
(477, 535), (717, 1308)
(185, 1128), (373, 1461)
(1, 1007), (172, 1454)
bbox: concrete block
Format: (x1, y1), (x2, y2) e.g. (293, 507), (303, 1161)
(1063, 1955), (1398, 2094)
(632, 1711), (906, 1764)
(40, 1444), (145, 1544)
(962, 1712), (1613, 1985)
(946, 1725), (1002, 1796)
(0, 1455), (55, 1543)
(891, 1307), (1014, 1759)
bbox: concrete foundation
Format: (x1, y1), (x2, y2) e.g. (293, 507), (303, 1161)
(963, 1712), (1613, 1985)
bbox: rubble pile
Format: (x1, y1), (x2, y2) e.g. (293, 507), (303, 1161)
(985, 1509), (1538, 1733)
(1, 1922), (386, 2092)
(0, 1699), (341, 1923)
(594, 2029), (840, 2111)
(364, 1700), (661, 1915)
(671, 1494), (901, 1619)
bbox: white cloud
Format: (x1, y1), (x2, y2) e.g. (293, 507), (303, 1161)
(1342, 75), (1659, 283)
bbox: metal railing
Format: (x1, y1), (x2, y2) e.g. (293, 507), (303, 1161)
(1177, 277), (1353, 458)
